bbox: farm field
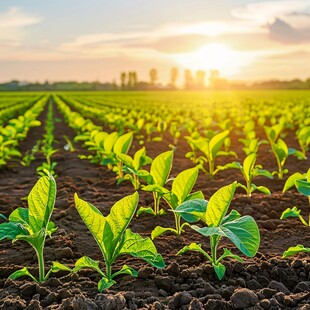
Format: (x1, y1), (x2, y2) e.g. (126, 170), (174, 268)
(0, 90), (310, 309)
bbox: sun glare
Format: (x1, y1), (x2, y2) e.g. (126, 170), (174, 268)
(173, 43), (250, 76)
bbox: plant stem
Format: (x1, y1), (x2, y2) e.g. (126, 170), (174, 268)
(210, 236), (217, 265)
(209, 160), (214, 176)
(174, 213), (181, 235)
(153, 192), (160, 215)
(106, 263), (112, 281)
(36, 245), (45, 283)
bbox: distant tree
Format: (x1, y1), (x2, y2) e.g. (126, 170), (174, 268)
(150, 68), (158, 85)
(209, 70), (220, 88)
(121, 72), (126, 89)
(170, 67), (178, 87)
(128, 71), (138, 88)
(184, 69), (193, 89)
(132, 71), (138, 86)
(195, 70), (206, 89)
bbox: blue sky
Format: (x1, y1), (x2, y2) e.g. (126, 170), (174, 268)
(1, 0), (310, 84)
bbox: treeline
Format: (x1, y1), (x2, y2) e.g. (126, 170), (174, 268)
(1, 68), (310, 91)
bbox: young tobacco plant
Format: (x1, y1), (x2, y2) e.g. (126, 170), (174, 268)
(0, 172), (70, 283)
(264, 124), (302, 179)
(190, 130), (237, 176)
(281, 168), (310, 226)
(138, 150), (174, 216)
(117, 146), (152, 189)
(217, 153), (273, 197)
(151, 167), (204, 239)
(74, 192), (165, 291)
(174, 182), (260, 280)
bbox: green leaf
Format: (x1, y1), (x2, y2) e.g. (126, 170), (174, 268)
(222, 210), (241, 224)
(295, 179), (310, 196)
(172, 167), (198, 205)
(205, 182), (237, 227)
(174, 199), (207, 223)
(133, 147), (146, 171)
(274, 139), (288, 163)
(214, 262), (226, 280)
(51, 261), (72, 273)
(98, 277), (116, 292)
(117, 154), (133, 167)
(74, 192), (138, 263)
(283, 244), (310, 258)
(113, 132), (133, 155)
(209, 130), (229, 161)
(28, 174), (56, 233)
(9, 208), (29, 226)
(136, 206), (157, 217)
(280, 206), (301, 220)
(256, 186), (271, 195)
(283, 172), (304, 193)
(243, 153), (256, 182)
(221, 215), (260, 257)
(216, 162), (242, 172)
(185, 191), (204, 201)
(119, 229), (165, 268)
(142, 184), (170, 195)
(0, 222), (28, 241)
(218, 248), (244, 263)
(150, 150), (173, 186)
(104, 132), (118, 153)
(8, 267), (37, 282)
(176, 243), (211, 261)
(255, 169), (273, 179)
(73, 256), (104, 276)
(112, 264), (138, 278)
(151, 226), (177, 239)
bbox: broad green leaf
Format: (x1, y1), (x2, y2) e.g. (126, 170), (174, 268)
(119, 229), (165, 268)
(118, 153), (133, 167)
(214, 263), (226, 280)
(185, 191), (204, 201)
(283, 244), (310, 258)
(209, 130), (229, 161)
(172, 167), (198, 205)
(283, 172), (304, 193)
(280, 206), (301, 220)
(174, 199), (207, 223)
(295, 179), (310, 196)
(133, 147), (146, 171)
(8, 267), (37, 282)
(151, 226), (176, 239)
(73, 256), (104, 276)
(255, 169), (273, 179)
(222, 215), (260, 257)
(216, 162), (242, 172)
(192, 225), (226, 237)
(28, 174), (56, 233)
(0, 222), (28, 241)
(243, 153), (256, 182)
(98, 277), (116, 292)
(222, 210), (241, 224)
(205, 182), (237, 227)
(150, 151), (173, 186)
(113, 132), (133, 155)
(104, 132), (118, 153)
(256, 186), (271, 195)
(74, 192), (138, 262)
(9, 208), (29, 226)
(274, 139), (288, 163)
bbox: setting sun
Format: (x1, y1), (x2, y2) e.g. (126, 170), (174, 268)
(172, 43), (252, 77)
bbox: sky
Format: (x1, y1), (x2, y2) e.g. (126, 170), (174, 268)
(1, 0), (310, 84)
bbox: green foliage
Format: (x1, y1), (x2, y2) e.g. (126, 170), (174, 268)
(74, 192), (164, 291)
(151, 167), (204, 238)
(117, 147), (152, 189)
(138, 150), (174, 216)
(283, 244), (310, 258)
(0, 172), (69, 282)
(175, 182), (260, 279)
(217, 153), (272, 197)
(189, 130), (237, 176)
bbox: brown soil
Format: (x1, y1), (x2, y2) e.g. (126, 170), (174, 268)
(0, 101), (309, 310)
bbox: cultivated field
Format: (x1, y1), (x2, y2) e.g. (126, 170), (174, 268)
(0, 90), (310, 309)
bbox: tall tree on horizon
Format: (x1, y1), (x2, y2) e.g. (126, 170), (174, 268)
(121, 72), (126, 89)
(170, 67), (178, 87)
(150, 68), (158, 85)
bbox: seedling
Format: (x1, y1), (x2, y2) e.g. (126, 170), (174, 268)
(74, 192), (165, 291)
(297, 126), (310, 159)
(151, 167), (204, 239)
(190, 130), (237, 176)
(217, 153), (273, 197)
(0, 172), (70, 283)
(175, 182), (260, 280)
(138, 150), (174, 216)
(117, 147), (152, 189)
